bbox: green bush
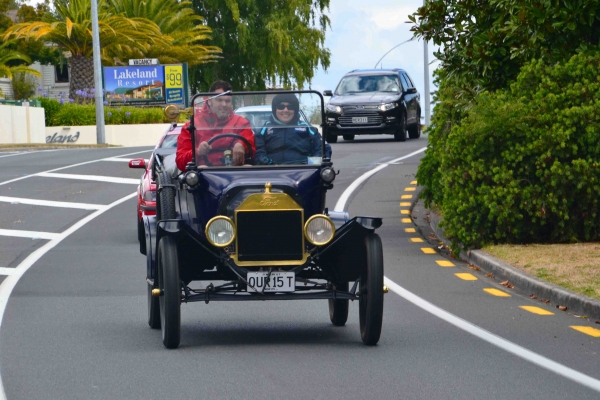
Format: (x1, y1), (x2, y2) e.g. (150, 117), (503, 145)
(11, 73), (36, 100)
(36, 97), (61, 126)
(46, 103), (186, 126)
(432, 52), (600, 251)
(53, 103), (97, 126)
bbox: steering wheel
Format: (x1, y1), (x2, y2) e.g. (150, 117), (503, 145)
(202, 133), (255, 166)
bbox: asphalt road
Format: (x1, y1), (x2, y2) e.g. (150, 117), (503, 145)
(0, 136), (599, 400)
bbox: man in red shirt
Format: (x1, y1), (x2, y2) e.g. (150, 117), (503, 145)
(176, 81), (256, 171)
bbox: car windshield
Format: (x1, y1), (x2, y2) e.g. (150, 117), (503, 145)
(335, 74), (401, 95)
(189, 91), (325, 167)
(160, 132), (179, 148)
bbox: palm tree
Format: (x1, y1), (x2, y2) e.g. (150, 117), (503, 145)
(0, 40), (41, 80)
(106, 0), (220, 66)
(2, 0), (171, 98)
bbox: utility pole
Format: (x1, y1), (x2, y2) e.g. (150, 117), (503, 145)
(423, 0), (431, 127)
(91, 0), (105, 144)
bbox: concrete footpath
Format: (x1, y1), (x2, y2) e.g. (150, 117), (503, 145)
(410, 198), (600, 322)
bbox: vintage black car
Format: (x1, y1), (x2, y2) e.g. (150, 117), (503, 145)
(144, 90), (385, 349)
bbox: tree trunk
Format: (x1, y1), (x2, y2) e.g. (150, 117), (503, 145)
(69, 55), (95, 102)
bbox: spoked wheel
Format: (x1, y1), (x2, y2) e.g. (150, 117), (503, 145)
(158, 236), (181, 349)
(359, 233), (384, 345)
(328, 281), (349, 326)
(393, 112), (407, 142)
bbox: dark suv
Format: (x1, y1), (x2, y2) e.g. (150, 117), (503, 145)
(323, 69), (421, 142)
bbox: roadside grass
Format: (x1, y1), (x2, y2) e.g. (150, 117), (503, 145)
(482, 243), (600, 300)
(0, 143), (120, 149)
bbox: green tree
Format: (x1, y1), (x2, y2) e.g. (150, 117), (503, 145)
(0, 40), (41, 79)
(190, 0), (331, 91)
(2, 0), (171, 98)
(106, 0), (219, 66)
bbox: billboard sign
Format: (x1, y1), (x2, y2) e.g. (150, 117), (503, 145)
(103, 64), (188, 106)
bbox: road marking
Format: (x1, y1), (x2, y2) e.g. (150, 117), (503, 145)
(0, 229), (59, 240)
(484, 288), (511, 297)
(335, 149), (600, 393)
(571, 326), (600, 337)
(404, 228), (416, 233)
(400, 209), (410, 215)
(102, 157), (135, 162)
(410, 238), (424, 243)
(0, 196), (105, 210)
(401, 195), (413, 199)
(0, 150), (61, 159)
(400, 202), (411, 207)
(0, 269), (14, 276)
(410, 180), (417, 185)
(421, 247), (436, 254)
(404, 187), (416, 191)
(401, 218), (412, 223)
(520, 306), (554, 315)
(436, 260), (455, 267)
(455, 273), (478, 281)
(384, 278), (600, 394)
(37, 172), (139, 185)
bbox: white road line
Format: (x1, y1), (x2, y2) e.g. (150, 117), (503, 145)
(102, 157), (135, 162)
(0, 191), (137, 400)
(334, 146), (600, 393)
(0, 229), (60, 240)
(0, 269), (14, 276)
(0, 150), (62, 160)
(37, 172), (139, 185)
(0, 196), (105, 210)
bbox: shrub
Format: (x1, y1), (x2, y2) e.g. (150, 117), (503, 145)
(436, 52), (600, 251)
(46, 103), (186, 126)
(36, 97), (61, 126)
(53, 103), (97, 126)
(11, 73), (36, 100)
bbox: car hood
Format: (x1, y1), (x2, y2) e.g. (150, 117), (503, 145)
(329, 93), (400, 105)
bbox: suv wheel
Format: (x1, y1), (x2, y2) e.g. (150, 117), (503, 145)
(326, 133), (338, 143)
(342, 134), (355, 141)
(408, 112), (421, 139)
(394, 112), (407, 142)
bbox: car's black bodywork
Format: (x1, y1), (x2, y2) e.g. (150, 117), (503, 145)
(144, 90), (385, 348)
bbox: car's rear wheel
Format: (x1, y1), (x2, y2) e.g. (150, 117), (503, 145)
(342, 134), (355, 141)
(393, 112), (407, 142)
(359, 233), (384, 345)
(328, 281), (349, 326)
(408, 112), (421, 139)
(158, 236), (181, 349)
(326, 133), (338, 143)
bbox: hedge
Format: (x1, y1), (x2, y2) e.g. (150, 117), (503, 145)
(420, 52), (600, 251)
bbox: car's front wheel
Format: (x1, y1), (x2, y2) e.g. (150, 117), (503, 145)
(359, 233), (384, 345)
(328, 281), (349, 326)
(158, 236), (181, 349)
(408, 111), (421, 139)
(393, 112), (407, 142)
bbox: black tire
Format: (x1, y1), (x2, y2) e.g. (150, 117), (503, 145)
(393, 112), (407, 142)
(359, 233), (384, 345)
(156, 171), (176, 221)
(158, 236), (181, 349)
(342, 134), (355, 141)
(147, 280), (161, 329)
(326, 133), (338, 143)
(329, 281), (349, 326)
(408, 112), (421, 139)
(138, 218), (146, 255)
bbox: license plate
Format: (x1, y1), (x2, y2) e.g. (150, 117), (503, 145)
(352, 117), (368, 123)
(246, 271), (295, 292)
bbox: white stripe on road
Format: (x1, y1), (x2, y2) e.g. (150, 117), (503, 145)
(102, 157), (135, 162)
(334, 146), (600, 393)
(37, 172), (139, 185)
(0, 150), (61, 160)
(0, 229), (60, 240)
(0, 269), (14, 276)
(0, 196), (105, 210)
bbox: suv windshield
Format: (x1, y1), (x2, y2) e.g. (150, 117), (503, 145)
(335, 74), (401, 95)
(189, 92), (325, 167)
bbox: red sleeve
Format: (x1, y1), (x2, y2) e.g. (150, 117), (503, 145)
(176, 123), (192, 171)
(231, 116), (256, 158)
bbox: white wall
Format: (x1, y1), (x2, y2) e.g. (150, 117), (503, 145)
(44, 124), (172, 146)
(0, 105), (46, 144)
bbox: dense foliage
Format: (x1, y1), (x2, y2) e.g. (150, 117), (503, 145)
(426, 53), (600, 250)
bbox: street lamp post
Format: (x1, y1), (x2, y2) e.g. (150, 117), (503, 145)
(91, 0), (105, 144)
(423, 0), (431, 127)
(373, 38), (414, 69)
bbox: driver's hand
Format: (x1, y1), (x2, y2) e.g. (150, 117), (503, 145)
(232, 142), (245, 166)
(197, 141), (211, 156)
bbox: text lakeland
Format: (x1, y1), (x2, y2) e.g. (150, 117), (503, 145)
(113, 69), (158, 79)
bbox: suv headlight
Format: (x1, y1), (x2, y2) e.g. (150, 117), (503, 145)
(379, 102), (397, 111)
(326, 104), (342, 113)
(304, 215), (335, 246)
(205, 216), (236, 247)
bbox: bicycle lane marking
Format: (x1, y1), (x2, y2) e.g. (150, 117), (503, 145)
(334, 146), (600, 394)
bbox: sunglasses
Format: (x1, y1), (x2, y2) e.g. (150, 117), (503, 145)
(276, 103), (297, 111)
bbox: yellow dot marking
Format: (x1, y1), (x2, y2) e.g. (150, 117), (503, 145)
(404, 187), (416, 192)
(571, 326), (600, 337)
(483, 288), (511, 297)
(401, 218), (412, 223)
(455, 273), (478, 281)
(436, 260), (455, 267)
(421, 247), (436, 254)
(405, 228), (416, 233)
(400, 202), (411, 207)
(410, 238), (424, 243)
(519, 306), (554, 315)
(401, 195), (413, 199)
(400, 210), (411, 215)
(410, 180), (417, 185)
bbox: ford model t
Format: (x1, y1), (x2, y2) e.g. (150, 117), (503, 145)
(144, 90), (385, 349)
